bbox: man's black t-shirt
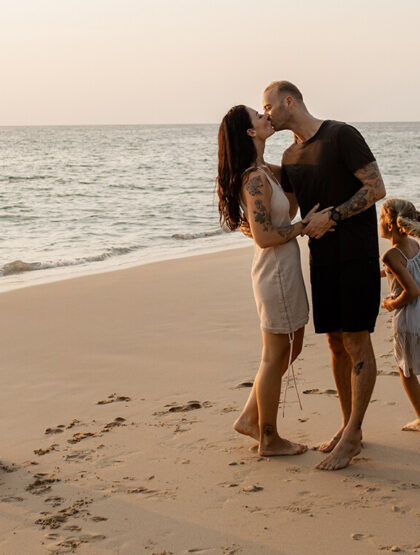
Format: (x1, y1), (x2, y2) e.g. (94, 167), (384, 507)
(281, 120), (379, 266)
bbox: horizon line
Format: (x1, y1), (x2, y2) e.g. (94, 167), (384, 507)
(0, 120), (419, 128)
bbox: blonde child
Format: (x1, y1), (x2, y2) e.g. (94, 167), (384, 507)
(380, 198), (420, 431)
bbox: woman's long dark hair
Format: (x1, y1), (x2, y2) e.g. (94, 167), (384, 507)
(217, 105), (257, 230)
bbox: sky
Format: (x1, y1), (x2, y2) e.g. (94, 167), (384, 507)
(1, 0), (419, 125)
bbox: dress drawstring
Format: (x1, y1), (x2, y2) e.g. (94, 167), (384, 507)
(282, 332), (303, 417)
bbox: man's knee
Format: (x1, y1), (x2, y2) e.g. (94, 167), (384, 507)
(326, 331), (346, 356)
(342, 330), (371, 359)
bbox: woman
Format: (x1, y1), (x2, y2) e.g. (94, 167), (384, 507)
(217, 105), (324, 457)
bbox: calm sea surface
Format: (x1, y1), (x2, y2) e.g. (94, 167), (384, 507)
(1, 122), (419, 291)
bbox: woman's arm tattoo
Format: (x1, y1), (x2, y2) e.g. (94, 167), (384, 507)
(275, 224), (295, 241)
(253, 200), (271, 231)
(245, 175), (263, 196)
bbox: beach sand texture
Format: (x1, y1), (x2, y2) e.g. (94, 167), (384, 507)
(0, 238), (419, 554)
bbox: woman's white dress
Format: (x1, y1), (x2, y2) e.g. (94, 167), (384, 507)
(243, 167), (309, 334)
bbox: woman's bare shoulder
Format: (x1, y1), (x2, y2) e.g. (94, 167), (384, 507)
(242, 168), (270, 196)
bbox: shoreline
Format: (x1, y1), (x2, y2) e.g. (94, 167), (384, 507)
(0, 235), (251, 294)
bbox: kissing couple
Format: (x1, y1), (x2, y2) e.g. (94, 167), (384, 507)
(217, 81), (386, 470)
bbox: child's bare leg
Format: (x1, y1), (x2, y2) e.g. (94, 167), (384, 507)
(399, 366), (420, 432)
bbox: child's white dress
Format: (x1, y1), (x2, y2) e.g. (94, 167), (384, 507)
(386, 244), (420, 377)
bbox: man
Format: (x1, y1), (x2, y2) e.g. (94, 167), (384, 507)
(262, 81), (386, 470)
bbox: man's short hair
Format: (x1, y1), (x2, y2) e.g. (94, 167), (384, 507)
(264, 80), (303, 102)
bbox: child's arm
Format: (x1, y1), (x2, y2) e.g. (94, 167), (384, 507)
(382, 249), (420, 311)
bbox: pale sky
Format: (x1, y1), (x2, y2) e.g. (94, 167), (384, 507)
(1, 0), (419, 125)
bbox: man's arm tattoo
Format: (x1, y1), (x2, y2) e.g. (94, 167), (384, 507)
(337, 161), (385, 219)
(245, 175), (263, 196)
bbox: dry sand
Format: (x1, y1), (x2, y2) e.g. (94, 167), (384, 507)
(0, 237), (419, 554)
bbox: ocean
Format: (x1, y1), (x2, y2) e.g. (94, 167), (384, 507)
(1, 122), (419, 292)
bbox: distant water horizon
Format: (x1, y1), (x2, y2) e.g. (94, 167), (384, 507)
(1, 120), (420, 128)
(1, 122), (419, 292)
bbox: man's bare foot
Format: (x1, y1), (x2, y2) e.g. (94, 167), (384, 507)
(316, 429), (362, 471)
(318, 427), (363, 453)
(402, 418), (420, 432)
(318, 427), (344, 453)
(259, 435), (307, 457)
(233, 415), (259, 441)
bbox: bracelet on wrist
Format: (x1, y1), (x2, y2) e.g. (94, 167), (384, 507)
(329, 207), (342, 223)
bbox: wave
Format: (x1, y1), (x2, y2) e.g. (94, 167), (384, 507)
(172, 229), (225, 240)
(0, 246), (143, 277)
(1, 175), (53, 182)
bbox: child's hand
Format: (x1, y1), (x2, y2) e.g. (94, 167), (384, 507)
(382, 296), (395, 312)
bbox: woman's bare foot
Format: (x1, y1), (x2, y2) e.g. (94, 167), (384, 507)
(316, 429), (362, 471)
(402, 418), (420, 432)
(233, 415), (259, 441)
(258, 435), (307, 457)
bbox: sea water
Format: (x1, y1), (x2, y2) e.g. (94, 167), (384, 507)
(1, 122), (419, 291)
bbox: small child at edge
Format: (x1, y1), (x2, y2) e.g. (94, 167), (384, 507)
(380, 198), (420, 431)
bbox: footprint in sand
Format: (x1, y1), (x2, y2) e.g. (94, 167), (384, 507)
(0, 496), (24, 503)
(63, 525), (82, 531)
(220, 406), (239, 414)
(101, 417), (127, 432)
(155, 401), (213, 415)
(52, 534), (106, 552)
(97, 393), (131, 405)
(34, 444), (59, 456)
(67, 432), (97, 444)
(45, 426), (65, 435)
(26, 473), (60, 495)
(66, 419), (82, 429)
(22, 460), (39, 467)
(65, 449), (94, 462)
(0, 462), (20, 473)
(45, 496), (64, 507)
(240, 485), (264, 493)
(285, 503), (313, 516)
(35, 497), (93, 530)
(303, 388), (337, 395)
(233, 380), (254, 389)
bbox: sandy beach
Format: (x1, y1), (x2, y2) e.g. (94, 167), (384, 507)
(0, 237), (419, 555)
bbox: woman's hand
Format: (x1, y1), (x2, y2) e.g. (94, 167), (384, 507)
(301, 205), (335, 236)
(301, 203), (321, 225)
(382, 296), (395, 312)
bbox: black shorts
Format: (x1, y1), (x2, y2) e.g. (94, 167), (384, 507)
(310, 257), (380, 334)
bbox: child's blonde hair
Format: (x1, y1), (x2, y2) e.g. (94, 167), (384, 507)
(382, 198), (420, 238)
